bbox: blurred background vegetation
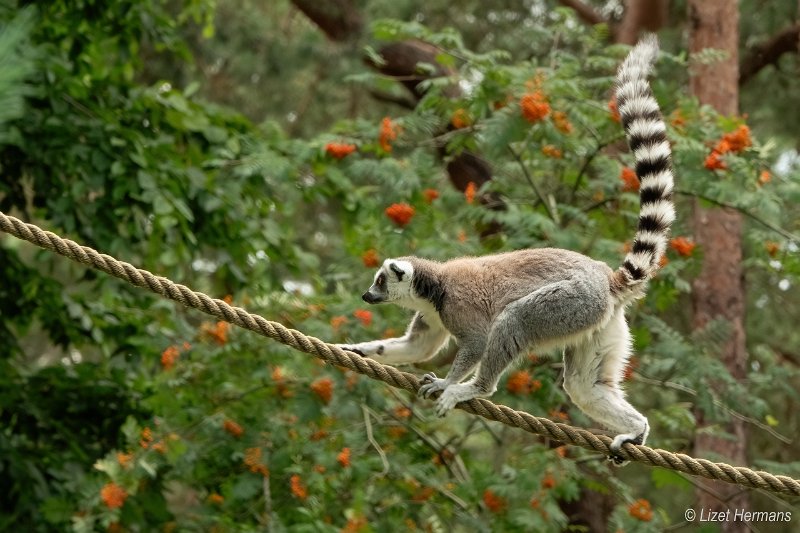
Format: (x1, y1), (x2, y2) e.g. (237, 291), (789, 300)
(0, 0), (798, 531)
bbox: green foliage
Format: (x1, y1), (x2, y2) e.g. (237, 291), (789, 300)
(1, 1), (799, 531)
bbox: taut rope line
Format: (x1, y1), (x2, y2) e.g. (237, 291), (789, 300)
(1, 211), (798, 497)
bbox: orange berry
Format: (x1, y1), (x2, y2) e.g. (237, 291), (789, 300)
(341, 515), (368, 533)
(100, 483), (128, 509)
(765, 241), (780, 257)
(310, 377), (334, 404)
(721, 124), (752, 153)
(423, 188), (440, 204)
(325, 142), (357, 159)
(541, 144), (563, 158)
(353, 309), (372, 327)
(520, 92), (551, 123)
(482, 489), (506, 513)
(506, 370), (541, 395)
(337, 447), (351, 468)
(387, 426), (408, 438)
(670, 110), (686, 128)
(669, 236), (696, 257)
(290, 475), (307, 500)
(393, 406), (412, 419)
(116, 452), (134, 468)
(379, 117), (400, 152)
(310, 428), (328, 441)
(411, 486), (435, 502)
(608, 98), (620, 123)
(620, 167), (640, 192)
(201, 321), (229, 345)
(464, 182), (477, 204)
(330, 315), (348, 330)
(758, 170), (771, 185)
(161, 346), (180, 370)
(244, 447), (269, 476)
(361, 249), (379, 268)
(451, 108), (471, 129)
(628, 499), (654, 521)
(385, 203), (415, 227)
(223, 419), (244, 438)
(704, 151), (727, 171)
(140, 427), (153, 449)
(552, 110), (573, 134)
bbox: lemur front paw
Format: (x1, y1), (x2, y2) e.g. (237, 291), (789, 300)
(607, 425), (648, 467)
(336, 343), (383, 358)
(418, 372), (448, 399)
(337, 345), (366, 357)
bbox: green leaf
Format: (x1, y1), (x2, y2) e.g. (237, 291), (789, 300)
(651, 467), (693, 490)
(229, 474), (262, 501)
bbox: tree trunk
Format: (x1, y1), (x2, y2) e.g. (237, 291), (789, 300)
(687, 1), (750, 530)
(615, 0), (670, 45)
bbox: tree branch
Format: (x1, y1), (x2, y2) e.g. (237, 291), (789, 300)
(675, 189), (800, 241)
(558, 0), (605, 26)
(367, 40), (458, 100)
(634, 374), (792, 444)
(289, 0), (363, 42)
(508, 146), (558, 222)
(739, 22), (800, 85)
(366, 89), (416, 110)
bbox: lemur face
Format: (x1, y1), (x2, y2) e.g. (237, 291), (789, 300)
(362, 259), (414, 304)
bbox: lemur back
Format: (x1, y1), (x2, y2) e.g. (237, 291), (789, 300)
(338, 36), (674, 463)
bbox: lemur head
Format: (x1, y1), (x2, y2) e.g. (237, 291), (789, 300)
(362, 259), (415, 305)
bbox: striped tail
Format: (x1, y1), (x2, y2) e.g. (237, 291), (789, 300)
(615, 35), (675, 292)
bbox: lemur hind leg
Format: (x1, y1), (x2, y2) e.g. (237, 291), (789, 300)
(562, 310), (649, 466)
(434, 277), (610, 416)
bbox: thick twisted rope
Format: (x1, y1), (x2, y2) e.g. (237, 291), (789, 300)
(1, 211), (799, 497)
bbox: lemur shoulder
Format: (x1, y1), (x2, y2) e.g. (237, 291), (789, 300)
(337, 35), (674, 463)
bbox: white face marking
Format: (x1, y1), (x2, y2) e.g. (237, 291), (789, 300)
(362, 259), (415, 304)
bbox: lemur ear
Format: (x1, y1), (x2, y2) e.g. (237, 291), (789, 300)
(389, 262), (405, 281)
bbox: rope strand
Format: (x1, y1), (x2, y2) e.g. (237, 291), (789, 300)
(1, 210), (798, 497)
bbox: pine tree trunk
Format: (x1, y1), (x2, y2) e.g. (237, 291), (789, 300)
(687, 1), (750, 530)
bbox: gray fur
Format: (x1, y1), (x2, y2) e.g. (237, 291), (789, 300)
(338, 37), (671, 464)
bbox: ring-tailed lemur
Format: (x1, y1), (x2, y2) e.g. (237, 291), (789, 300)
(337, 36), (674, 462)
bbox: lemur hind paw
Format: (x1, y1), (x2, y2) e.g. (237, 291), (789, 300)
(434, 383), (481, 417)
(608, 429), (647, 467)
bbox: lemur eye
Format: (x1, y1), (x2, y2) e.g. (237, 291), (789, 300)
(377, 274), (386, 286)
